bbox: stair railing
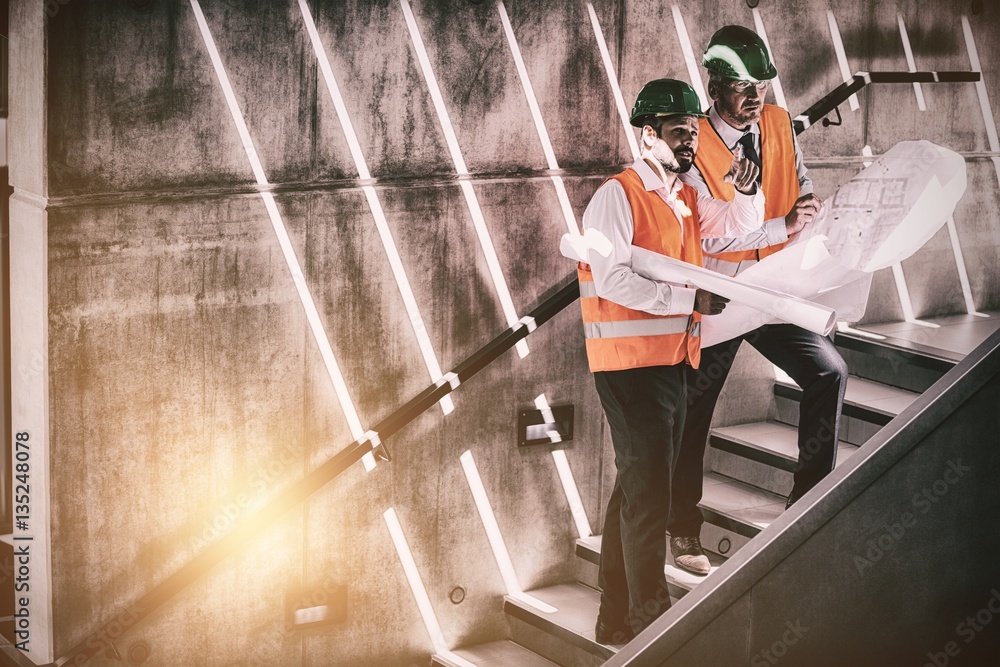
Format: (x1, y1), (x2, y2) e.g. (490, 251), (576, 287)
(793, 70), (980, 133)
(55, 68), (980, 666)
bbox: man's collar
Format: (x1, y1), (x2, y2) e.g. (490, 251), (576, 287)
(631, 157), (683, 195)
(709, 104), (760, 149)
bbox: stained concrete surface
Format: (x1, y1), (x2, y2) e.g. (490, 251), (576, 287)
(7, 0), (1000, 664)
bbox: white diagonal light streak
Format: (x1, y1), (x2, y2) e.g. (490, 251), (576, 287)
(945, 215), (987, 317)
(460, 451), (557, 613)
(827, 11), (860, 111)
(897, 13), (926, 111)
(535, 393), (592, 540)
(751, 9), (787, 110)
(383, 508), (476, 667)
(670, 5), (707, 110)
(962, 15), (1000, 189)
(400, 0), (529, 358)
(190, 0), (376, 469)
(496, 0), (580, 236)
(586, 2), (639, 160)
(297, 0), (454, 414)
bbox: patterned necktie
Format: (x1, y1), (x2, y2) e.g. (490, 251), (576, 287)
(738, 133), (762, 186)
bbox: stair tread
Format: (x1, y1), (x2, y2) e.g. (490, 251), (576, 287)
(854, 311), (1000, 358)
(700, 472), (785, 532)
(505, 583), (615, 657)
(834, 327), (959, 368)
(775, 374), (919, 417)
(576, 535), (725, 592)
(712, 421), (857, 467)
(435, 640), (560, 667)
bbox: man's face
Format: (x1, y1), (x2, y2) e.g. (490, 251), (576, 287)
(710, 78), (769, 129)
(646, 115), (699, 174)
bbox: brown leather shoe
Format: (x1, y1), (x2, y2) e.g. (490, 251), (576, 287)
(670, 536), (711, 576)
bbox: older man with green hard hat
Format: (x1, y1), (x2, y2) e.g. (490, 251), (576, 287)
(579, 78), (763, 644)
(668, 25), (849, 578)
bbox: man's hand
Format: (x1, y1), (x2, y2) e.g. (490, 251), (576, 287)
(694, 289), (729, 315)
(784, 193), (823, 235)
(722, 143), (760, 195)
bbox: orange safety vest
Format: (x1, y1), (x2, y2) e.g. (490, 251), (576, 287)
(578, 167), (703, 372)
(694, 104), (800, 263)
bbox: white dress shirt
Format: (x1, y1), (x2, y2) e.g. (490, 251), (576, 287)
(582, 156), (766, 317)
(681, 105), (813, 276)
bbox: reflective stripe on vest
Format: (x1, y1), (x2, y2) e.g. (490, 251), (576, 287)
(695, 105), (800, 265)
(584, 317), (700, 340)
(578, 167), (703, 372)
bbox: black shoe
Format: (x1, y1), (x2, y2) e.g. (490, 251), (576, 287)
(595, 617), (634, 645)
(785, 494), (799, 510)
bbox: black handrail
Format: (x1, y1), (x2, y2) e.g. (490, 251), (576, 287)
(56, 274), (581, 666)
(793, 70), (980, 134)
(57, 68), (984, 666)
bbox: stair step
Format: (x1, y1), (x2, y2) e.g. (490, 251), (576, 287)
(709, 421), (857, 494)
(774, 374), (918, 425)
(854, 312), (1000, 359)
(504, 583), (615, 666)
(574, 535), (724, 598)
(774, 374), (918, 445)
(834, 328), (955, 393)
(711, 421), (857, 472)
(432, 640), (560, 667)
(698, 472), (786, 539)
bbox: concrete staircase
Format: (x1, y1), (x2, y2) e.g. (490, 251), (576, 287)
(432, 316), (996, 667)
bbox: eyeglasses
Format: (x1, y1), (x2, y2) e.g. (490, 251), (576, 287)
(725, 80), (770, 93)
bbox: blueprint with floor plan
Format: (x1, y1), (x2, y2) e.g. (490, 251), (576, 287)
(701, 140), (967, 346)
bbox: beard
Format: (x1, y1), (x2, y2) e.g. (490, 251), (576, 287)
(717, 96), (762, 129)
(665, 160), (693, 174)
(667, 149), (695, 174)
(649, 140), (695, 174)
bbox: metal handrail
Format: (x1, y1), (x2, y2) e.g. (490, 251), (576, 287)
(57, 68), (983, 666)
(56, 274), (580, 666)
(793, 70), (980, 134)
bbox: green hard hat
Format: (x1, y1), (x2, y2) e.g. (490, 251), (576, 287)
(629, 79), (707, 127)
(702, 25), (777, 82)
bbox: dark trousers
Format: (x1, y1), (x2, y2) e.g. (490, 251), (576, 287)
(669, 324), (848, 538)
(595, 364), (686, 635)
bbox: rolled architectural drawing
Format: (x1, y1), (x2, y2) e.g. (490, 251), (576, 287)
(559, 229), (837, 337)
(629, 247), (837, 336)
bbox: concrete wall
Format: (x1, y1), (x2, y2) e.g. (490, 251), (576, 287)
(7, 0), (1000, 665)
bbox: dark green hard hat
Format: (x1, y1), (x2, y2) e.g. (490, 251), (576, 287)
(629, 79), (707, 127)
(702, 25), (777, 81)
